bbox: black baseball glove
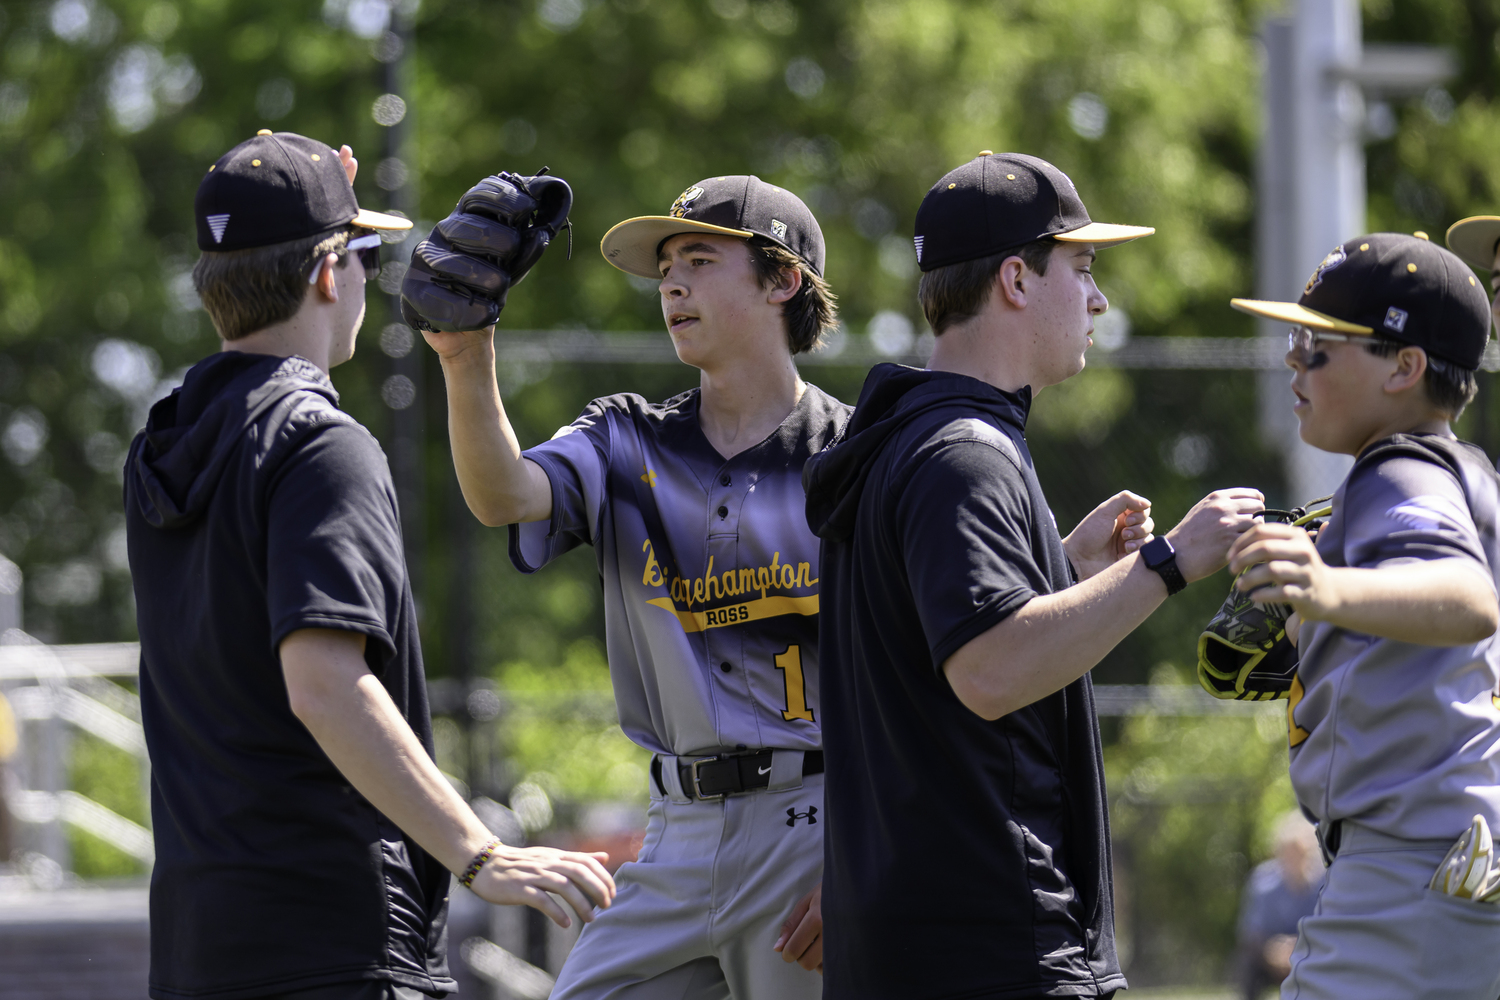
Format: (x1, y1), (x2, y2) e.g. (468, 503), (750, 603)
(1196, 496), (1332, 701)
(400, 170), (573, 333)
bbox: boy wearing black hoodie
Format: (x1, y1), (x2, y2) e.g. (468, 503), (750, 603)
(803, 152), (1266, 999)
(125, 132), (613, 1000)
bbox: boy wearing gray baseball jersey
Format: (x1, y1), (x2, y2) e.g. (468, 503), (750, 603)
(1229, 232), (1500, 1000)
(425, 176), (846, 999)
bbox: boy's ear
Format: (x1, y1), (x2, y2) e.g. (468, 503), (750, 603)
(1384, 345), (1428, 395)
(314, 253), (339, 304)
(995, 258), (1028, 309)
(766, 265), (802, 305)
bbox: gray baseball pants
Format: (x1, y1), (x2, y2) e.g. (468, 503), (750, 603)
(1283, 820), (1500, 1000)
(551, 756), (824, 1000)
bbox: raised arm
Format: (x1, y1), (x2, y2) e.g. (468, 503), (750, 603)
(424, 326), (552, 526)
(280, 628), (614, 926)
(945, 489), (1264, 720)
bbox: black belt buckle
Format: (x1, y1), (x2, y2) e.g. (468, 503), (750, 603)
(689, 756), (730, 800)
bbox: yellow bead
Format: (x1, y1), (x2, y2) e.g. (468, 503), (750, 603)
(1006, 174), (1016, 180)
(311, 154), (320, 161)
(1470, 275), (1477, 285)
(1414, 231), (1429, 240)
(1407, 263), (1417, 273)
(978, 149), (994, 156)
(208, 164), (215, 171)
(257, 129), (272, 136)
(251, 159), (261, 166)
(1359, 243), (1369, 251)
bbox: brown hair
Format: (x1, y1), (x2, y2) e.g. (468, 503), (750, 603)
(918, 237), (1058, 335)
(746, 238), (839, 354)
(1362, 337), (1479, 418)
(192, 229), (352, 341)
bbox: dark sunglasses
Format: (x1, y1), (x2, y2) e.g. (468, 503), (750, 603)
(308, 232), (383, 285)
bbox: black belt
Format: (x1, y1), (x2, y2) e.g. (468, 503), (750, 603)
(651, 750), (824, 800)
(1317, 819), (1342, 866)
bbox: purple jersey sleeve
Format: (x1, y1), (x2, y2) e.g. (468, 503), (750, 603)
(509, 399), (612, 573)
(1336, 455), (1487, 570)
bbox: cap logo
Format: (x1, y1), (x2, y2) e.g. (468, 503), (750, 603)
(770, 219), (788, 240)
(669, 186), (704, 219)
(1384, 306), (1409, 333)
(1304, 245), (1348, 295)
(206, 214), (231, 244)
(913, 235), (925, 263)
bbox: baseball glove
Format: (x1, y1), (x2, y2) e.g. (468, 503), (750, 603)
(1196, 496), (1332, 701)
(1432, 813), (1500, 902)
(400, 169), (573, 333)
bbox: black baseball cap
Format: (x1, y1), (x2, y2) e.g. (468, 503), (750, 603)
(913, 151), (1153, 271)
(600, 175), (825, 278)
(1445, 216), (1500, 275)
(195, 130), (411, 252)
(1231, 232), (1491, 368)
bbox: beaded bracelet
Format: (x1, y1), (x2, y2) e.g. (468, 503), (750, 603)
(459, 837), (504, 888)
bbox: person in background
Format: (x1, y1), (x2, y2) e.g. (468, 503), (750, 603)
(1236, 810), (1323, 1000)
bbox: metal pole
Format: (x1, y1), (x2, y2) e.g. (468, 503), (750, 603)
(1258, 0), (1361, 504)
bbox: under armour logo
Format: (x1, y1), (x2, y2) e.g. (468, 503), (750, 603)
(786, 806), (817, 827)
(206, 213), (231, 244)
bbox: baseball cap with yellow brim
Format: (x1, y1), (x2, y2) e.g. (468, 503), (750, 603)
(600, 175), (825, 280)
(1445, 216), (1500, 275)
(913, 151), (1154, 272)
(195, 130), (412, 252)
(1230, 232), (1491, 369)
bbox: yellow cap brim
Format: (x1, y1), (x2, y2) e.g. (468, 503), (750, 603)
(601, 216), (755, 278)
(1054, 222), (1156, 248)
(1446, 216), (1500, 273)
(351, 208), (414, 231)
(1229, 298), (1374, 333)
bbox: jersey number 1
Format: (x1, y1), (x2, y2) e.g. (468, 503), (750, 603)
(775, 645), (815, 723)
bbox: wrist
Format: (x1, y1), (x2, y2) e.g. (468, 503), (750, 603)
(458, 836), (505, 888)
(437, 335), (497, 371)
(1140, 536), (1187, 596)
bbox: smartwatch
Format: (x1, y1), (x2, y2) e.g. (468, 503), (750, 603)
(1140, 536), (1187, 596)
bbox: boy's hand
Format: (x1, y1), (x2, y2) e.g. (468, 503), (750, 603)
(1062, 491), (1154, 581)
(1228, 523), (1332, 618)
(468, 844), (616, 928)
(1164, 488), (1266, 581)
(774, 883), (823, 973)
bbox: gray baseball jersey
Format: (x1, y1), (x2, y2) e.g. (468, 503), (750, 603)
(1290, 434), (1500, 840)
(509, 386), (850, 757)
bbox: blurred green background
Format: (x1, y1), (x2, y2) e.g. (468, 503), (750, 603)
(6, 0), (1500, 989)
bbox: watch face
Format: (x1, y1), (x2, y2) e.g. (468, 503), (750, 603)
(1142, 537), (1173, 569)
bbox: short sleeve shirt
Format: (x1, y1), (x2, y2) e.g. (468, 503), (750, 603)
(1290, 434), (1500, 840)
(509, 385), (849, 756)
(815, 370), (1123, 1000)
(127, 354), (451, 1000)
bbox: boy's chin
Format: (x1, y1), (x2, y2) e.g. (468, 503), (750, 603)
(1295, 414), (1357, 455)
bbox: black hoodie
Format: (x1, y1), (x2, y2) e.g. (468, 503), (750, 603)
(804, 364), (1123, 1000)
(125, 352), (452, 1000)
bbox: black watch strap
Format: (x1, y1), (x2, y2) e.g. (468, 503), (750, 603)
(1140, 537), (1187, 596)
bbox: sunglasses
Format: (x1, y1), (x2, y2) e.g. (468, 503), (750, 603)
(308, 232), (383, 285)
(1286, 324), (1381, 368)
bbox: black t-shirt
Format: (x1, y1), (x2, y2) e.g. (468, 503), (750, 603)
(125, 353), (452, 1000)
(804, 365), (1123, 1000)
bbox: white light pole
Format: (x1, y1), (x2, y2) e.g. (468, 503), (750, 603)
(1257, 0), (1454, 505)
